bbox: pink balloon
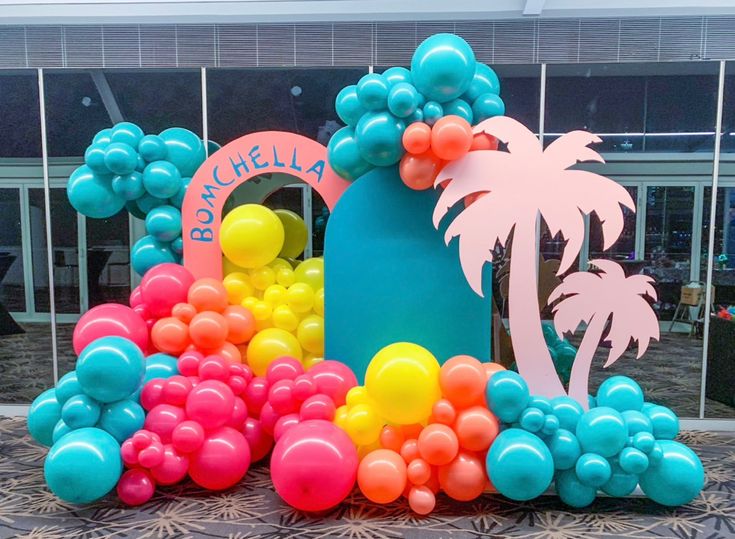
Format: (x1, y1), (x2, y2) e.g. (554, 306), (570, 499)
(171, 420), (205, 453)
(185, 380), (235, 430)
(144, 404), (186, 444)
(299, 394), (336, 421)
(270, 420), (358, 512)
(273, 413), (300, 441)
(259, 402), (279, 435)
(227, 397), (248, 429)
(117, 468), (155, 506)
(129, 286), (144, 308)
(138, 441), (165, 468)
(140, 263), (195, 319)
(268, 379), (298, 416)
(198, 355), (230, 382)
(293, 375), (317, 401)
(243, 377), (269, 417)
(72, 303), (149, 355)
(308, 360), (358, 407)
(121, 439), (139, 467)
(189, 427), (251, 490)
(178, 351), (204, 377)
(150, 444), (189, 485)
(243, 418), (273, 462)
(162, 376), (193, 406)
(266, 357), (304, 385)
(141, 379), (166, 411)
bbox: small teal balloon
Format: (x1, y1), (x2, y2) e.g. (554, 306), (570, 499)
(555, 469), (597, 508)
(641, 402), (656, 413)
(55, 371), (83, 406)
(485, 370), (530, 423)
(648, 441), (664, 464)
(169, 177), (191, 209)
(145, 205), (182, 243)
(602, 460), (638, 497)
(84, 143), (110, 174)
(528, 396), (552, 415)
(103, 142), (138, 176)
(575, 452), (611, 487)
(472, 93), (505, 123)
(519, 407), (544, 433)
(145, 353), (180, 383)
(639, 440), (704, 506)
(633, 431), (656, 453)
(356, 74), (390, 111)
(335, 85), (367, 127)
(28, 389), (62, 447)
(542, 323), (560, 345)
(52, 419), (72, 444)
(98, 399), (145, 443)
(112, 171), (146, 201)
(76, 336), (145, 403)
(596, 376), (644, 412)
(548, 428), (581, 470)
(171, 236), (184, 255)
(588, 395), (597, 409)
(622, 410), (652, 436)
(550, 396), (584, 432)
(576, 406), (627, 458)
(93, 128), (113, 145)
(126, 200), (147, 220)
(44, 427), (122, 504)
(111, 122), (144, 148)
(136, 192), (168, 214)
(382, 66), (413, 87)
(542, 414), (560, 436)
(143, 160), (182, 199)
(131, 235), (176, 276)
(159, 127), (206, 177)
(443, 98), (474, 124)
(408, 108), (424, 124)
(644, 405), (679, 440)
(328, 126), (374, 181)
(354, 111), (406, 167)
(136, 154), (146, 172)
(61, 393), (101, 430)
(206, 140), (221, 155)
(387, 82), (420, 119)
(67, 165), (124, 219)
(422, 101), (444, 126)
(411, 33), (476, 103)
(137, 134), (168, 162)
(463, 63), (501, 102)
(486, 428), (554, 501)
(619, 446), (649, 475)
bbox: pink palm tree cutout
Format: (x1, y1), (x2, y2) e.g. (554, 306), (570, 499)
(433, 116), (636, 399)
(548, 259), (660, 409)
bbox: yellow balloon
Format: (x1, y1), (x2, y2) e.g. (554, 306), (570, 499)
(313, 288), (325, 317)
(346, 403), (383, 446)
(263, 284), (288, 306)
(287, 282), (314, 313)
(334, 405), (349, 431)
(272, 304), (300, 332)
(274, 209), (308, 259)
(223, 272), (254, 305)
(246, 328), (302, 376)
(345, 386), (372, 408)
(303, 354), (323, 370)
(276, 267), (296, 287)
(269, 258), (292, 272)
(255, 317), (273, 332)
(294, 257), (324, 290)
(297, 314), (324, 355)
(220, 204), (284, 269)
(252, 300), (272, 321)
(223, 256), (247, 276)
(365, 343), (441, 425)
(249, 266), (276, 291)
(241, 295), (259, 312)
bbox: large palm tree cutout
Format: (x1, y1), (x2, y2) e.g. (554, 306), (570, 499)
(433, 116), (638, 400)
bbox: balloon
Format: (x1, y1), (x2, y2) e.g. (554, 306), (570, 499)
(463, 63), (501, 102)
(482, 362), (506, 380)
(383, 66), (413, 87)
(145, 205), (182, 243)
(151, 317), (190, 355)
(639, 440), (704, 506)
(575, 452), (611, 487)
(411, 33), (476, 102)
(345, 403), (383, 446)
(76, 336), (145, 403)
(633, 431), (656, 453)
(161, 374), (193, 407)
(92, 128), (112, 145)
(144, 353), (180, 383)
(185, 380), (235, 430)
(519, 407), (545, 432)
(387, 82), (420, 118)
(576, 407), (627, 458)
(619, 446), (649, 475)
(286, 282), (314, 314)
(188, 312), (228, 350)
(98, 399), (145, 443)
(485, 370), (530, 423)
(327, 126), (374, 182)
(111, 171), (146, 200)
(454, 405), (499, 452)
(438, 451), (486, 501)
(131, 235), (176, 276)
(297, 315), (324, 355)
(144, 403), (186, 443)
(140, 379), (166, 411)
(189, 427), (251, 490)
(422, 101), (443, 126)
(85, 142), (109, 174)
(402, 122), (432, 155)
(266, 356), (304, 384)
(223, 272), (254, 304)
(294, 258), (324, 290)
(355, 111), (406, 167)
(602, 459), (639, 497)
(104, 142), (138, 175)
(250, 266), (276, 291)
(138, 134), (168, 162)
(52, 419), (72, 444)
(274, 413), (300, 441)
(439, 355), (486, 408)
(223, 305), (256, 344)
(150, 444), (189, 485)
(300, 394), (336, 421)
(486, 429), (554, 501)
(408, 485), (436, 514)
(28, 388), (62, 446)
(139, 263), (194, 318)
(308, 360), (358, 407)
(596, 376), (644, 412)
(431, 115), (473, 161)
(274, 209), (308, 259)
(399, 150), (443, 191)
(335, 85), (367, 127)
(44, 428), (122, 504)
(111, 122), (144, 147)
(400, 438), (420, 463)
(442, 98), (474, 124)
(432, 398), (456, 425)
(406, 457), (430, 485)
(365, 342), (441, 425)
(358, 449), (407, 503)
(243, 417), (273, 462)
(159, 127), (206, 177)
(169, 176), (190, 210)
(622, 410), (652, 436)
(220, 204), (284, 269)
(67, 165), (124, 219)
(356, 73), (389, 111)
(472, 93), (505, 123)
(247, 329), (303, 376)
(417, 423), (459, 466)
(550, 396), (584, 432)
(142, 160), (182, 199)
(270, 420), (358, 511)
(644, 405), (679, 440)
(548, 428), (581, 470)
(73, 303), (149, 356)
(188, 277), (228, 313)
(555, 469), (596, 508)
(117, 468), (155, 506)
(470, 133), (499, 151)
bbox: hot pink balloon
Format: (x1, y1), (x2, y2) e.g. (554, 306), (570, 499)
(150, 444), (189, 485)
(117, 468), (155, 506)
(185, 380), (235, 430)
(141, 379), (166, 411)
(299, 394), (336, 421)
(266, 357), (304, 385)
(259, 402), (279, 435)
(273, 413), (300, 441)
(72, 303), (148, 355)
(308, 360), (358, 407)
(189, 427), (251, 490)
(227, 397), (248, 430)
(243, 417), (273, 462)
(171, 420), (205, 453)
(129, 286), (144, 308)
(243, 377), (269, 417)
(140, 263), (195, 319)
(268, 379), (298, 416)
(144, 403), (186, 444)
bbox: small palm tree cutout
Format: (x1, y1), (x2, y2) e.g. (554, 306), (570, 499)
(433, 116), (635, 399)
(548, 259), (660, 409)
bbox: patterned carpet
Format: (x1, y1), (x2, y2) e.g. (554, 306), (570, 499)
(0, 418), (732, 539)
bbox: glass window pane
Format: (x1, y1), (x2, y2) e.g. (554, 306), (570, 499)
(589, 186), (638, 262)
(0, 189), (24, 312)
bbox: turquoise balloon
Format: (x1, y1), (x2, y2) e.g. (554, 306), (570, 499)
(171, 236), (184, 255)
(28, 388), (62, 447)
(354, 112), (405, 167)
(422, 101), (444, 126)
(55, 371), (82, 405)
(137, 134), (168, 162)
(644, 405), (679, 440)
(382, 66), (413, 87)
(356, 74), (390, 111)
(103, 142), (138, 176)
(111, 171), (146, 201)
(472, 93), (506, 123)
(131, 235), (176, 276)
(328, 126), (374, 181)
(576, 406), (627, 457)
(136, 154), (146, 172)
(136, 192), (168, 214)
(633, 431), (655, 453)
(52, 419), (72, 444)
(602, 459), (639, 497)
(93, 128), (112, 145)
(641, 402), (656, 412)
(143, 160), (182, 199)
(542, 323), (560, 345)
(588, 395), (597, 409)
(44, 427), (122, 504)
(555, 469), (597, 508)
(387, 82), (420, 119)
(126, 200), (147, 220)
(84, 143), (110, 174)
(335, 85), (367, 127)
(111, 122), (144, 147)
(169, 177), (191, 209)
(528, 396), (552, 415)
(67, 165), (124, 219)
(597, 376), (644, 412)
(622, 410), (652, 436)
(145, 353), (179, 383)
(542, 414), (560, 436)
(206, 140), (221, 155)
(575, 452), (611, 487)
(98, 399), (145, 443)
(619, 446), (649, 474)
(408, 108), (424, 124)
(639, 440), (704, 506)
(145, 205), (182, 242)
(485, 370), (530, 423)
(443, 98), (474, 124)
(486, 428), (554, 501)
(76, 336), (145, 403)
(519, 407), (544, 433)
(548, 428), (581, 470)
(411, 33), (476, 103)
(61, 394), (101, 429)
(159, 127), (206, 177)
(463, 63), (501, 102)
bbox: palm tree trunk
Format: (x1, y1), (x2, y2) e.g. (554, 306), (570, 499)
(507, 218), (565, 398)
(567, 314), (607, 410)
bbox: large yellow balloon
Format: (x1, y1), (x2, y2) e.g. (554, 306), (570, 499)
(297, 314), (324, 355)
(365, 343), (441, 425)
(220, 204), (284, 269)
(275, 209), (308, 259)
(246, 327), (302, 376)
(294, 258), (324, 291)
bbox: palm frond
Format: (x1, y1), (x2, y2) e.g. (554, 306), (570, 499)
(543, 131), (604, 170)
(472, 116), (542, 157)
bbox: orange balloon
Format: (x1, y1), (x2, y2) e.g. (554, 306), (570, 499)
(482, 362), (506, 381)
(202, 341), (242, 364)
(400, 439), (420, 463)
(426, 466), (440, 494)
(236, 343), (248, 360)
(379, 425), (405, 453)
(401, 424), (424, 440)
(399, 150), (443, 191)
(454, 405), (499, 452)
(408, 485), (436, 515)
(188, 278), (228, 313)
(223, 305), (256, 344)
(417, 424), (459, 466)
(189, 311), (229, 350)
(431, 399), (457, 425)
(438, 451), (486, 502)
(151, 317), (190, 355)
(470, 133), (499, 151)
(171, 302), (197, 324)
(402, 122), (432, 154)
(439, 355), (486, 408)
(431, 115), (473, 161)
(406, 457), (431, 485)
(357, 449), (407, 504)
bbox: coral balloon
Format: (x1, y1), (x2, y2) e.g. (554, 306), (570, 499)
(189, 427), (251, 490)
(470, 133), (499, 151)
(189, 311), (229, 350)
(188, 278), (228, 313)
(454, 405), (499, 452)
(151, 317), (190, 355)
(399, 150), (443, 191)
(431, 115), (473, 161)
(358, 449), (407, 503)
(402, 122), (432, 154)
(223, 305), (256, 344)
(438, 451), (486, 501)
(482, 362), (506, 380)
(418, 423), (459, 466)
(171, 302), (197, 324)
(408, 485), (436, 515)
(73, 303), (148, 355)
(439, 355), (486, 408)
(139, 263), (195, 319)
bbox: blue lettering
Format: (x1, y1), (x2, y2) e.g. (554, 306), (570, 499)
(306, 160), (325, 183)
(229, 152), (251, 176)
(249, 145), (269, 169)
(290, 148), (302, 172)
(213, 165), (234, 186)
(273, 145), (285, 167)
(196, 208), (214, 224)
(190, 227), (213, 242)
(201, 184), (220, 209)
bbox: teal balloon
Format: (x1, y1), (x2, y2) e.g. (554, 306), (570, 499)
(328, 127), (374, 181)
(644, 405), (679, 440)
(588, 395), (597, 409)
(622, 410), (652, 436)
(648, 442), (664, 464)
(98, 399), (145, 443)
(28, 389), (62, 447)
(408, 108), (424, 124)
(519, 407), (544, 433)
(463, 63), (501, 102)
(597, 376), (644, 412)
(602, 459), (638, 497)
(111, 171), (145, 201)
(145, 353), (179, 383)
(555, 469), (597, 508)
(206, 140), (221, 155)
(542, 323), (560, 346)
(354, 112), (405, 167)
(143, 160), (182, 199)
(111, 122), (144, 148)
(103, 142), (138, 176)
(169, 177), (191, 209)
(639, 441), (704, 506)
(641, 402), (656, 413)
(159, 127), (206, 177)
(126, 200), (147, 220)
(485, 370), (530, 423)
(76, 336), (145, 403)
(411, 33), (476, 103)
(137, 134), (168, 162)
(528, 396), (552, 415)
(576, 406), (627, 457)
(387, 82), (420, 119)
(472, 93), (505, 123)
(84, 143), (110, 174)
(633, 431), (655, 453)
(619, 446), (649, 474)
(548, 428), (581, 470)
(136, 154), (146, 172)
(145, 205), (182, 242)
(335, 85), (367, 127)
(136, 192), (168, 214)
(443, 98), (474, 124)
(44, 427), (122, 504)
(356, 74), (390, 111)
(67, 166), (123, 219)
(171, 236), (184, 255)
(382, 66), (413, 87)
(486, 428), (554, 501)
(55, 371), (83, 406)
(575, 452), (611, 487)
(93, 128), (112, 145)
(542, 414), (560, 436)
(131, 235), (176, 276)
(61, 394), (101, 429)
(422, 101), (444, 126)
(52, 419), (72, 444)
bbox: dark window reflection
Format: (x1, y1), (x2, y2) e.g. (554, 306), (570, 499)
(0, 189), (24, 312)
(86, 212), (130, 308)
(0, 73), (42, 158)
